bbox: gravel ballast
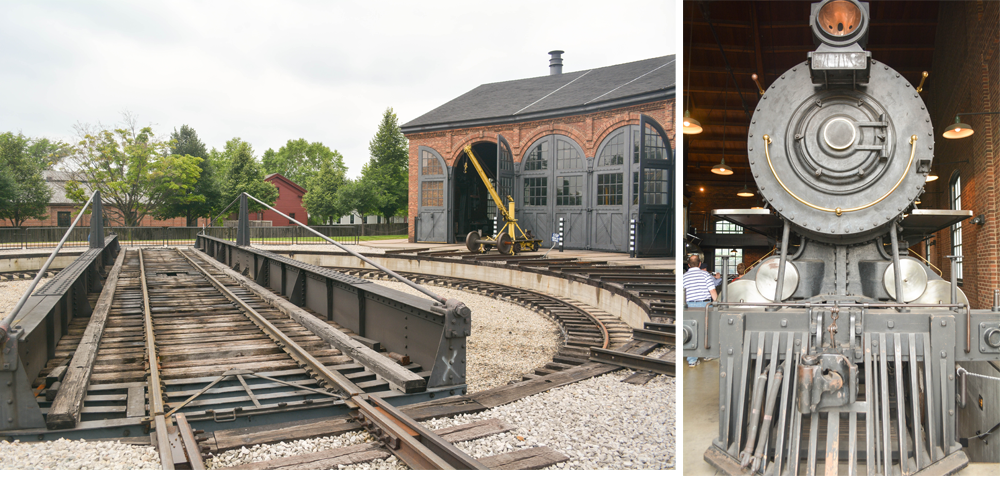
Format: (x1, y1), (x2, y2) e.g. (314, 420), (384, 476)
(423, 370), (675, 470)
(373, 281), (562, 393)
(0, 278), (51, 321)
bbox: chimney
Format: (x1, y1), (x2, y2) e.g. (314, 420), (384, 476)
(548, 50), (564, 75)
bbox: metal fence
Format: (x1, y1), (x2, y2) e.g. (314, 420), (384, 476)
(250, 225), (360, 246)
(0, 223), (408, 250)
(360, 222), (408, 237)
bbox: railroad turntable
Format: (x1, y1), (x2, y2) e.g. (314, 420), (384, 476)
(0, 193), (674, 470)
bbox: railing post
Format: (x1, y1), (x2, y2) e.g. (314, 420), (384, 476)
(89, 190), (104, 248)
(236, 193), (250, 247)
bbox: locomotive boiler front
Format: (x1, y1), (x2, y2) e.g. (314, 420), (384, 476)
(749, 0), (933, 245)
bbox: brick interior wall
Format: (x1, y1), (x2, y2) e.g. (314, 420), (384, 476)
(924, 1), (999, 309)
(406, 99), (674, 242)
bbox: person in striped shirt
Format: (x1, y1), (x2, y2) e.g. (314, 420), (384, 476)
(683, 254), (717, 366)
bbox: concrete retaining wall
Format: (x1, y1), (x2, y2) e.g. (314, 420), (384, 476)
(287, 252), (651, 328)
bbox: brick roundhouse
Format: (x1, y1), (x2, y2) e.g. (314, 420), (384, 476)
(401, 54), (675, 256)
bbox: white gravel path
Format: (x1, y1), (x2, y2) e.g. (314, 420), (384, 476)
(0, 278), (51, 321)
(205, 429), (375, 469)
(373, 281), (562, 393)
(422, 369), (675, 470)
(0, 438), (160, 470)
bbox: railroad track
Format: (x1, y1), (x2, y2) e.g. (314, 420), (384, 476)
(29, 247), (508, 470)
(364, 249), (675, 322)
(325, 266), (635, 381)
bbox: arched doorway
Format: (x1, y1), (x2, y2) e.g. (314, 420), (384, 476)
(453, 141), (498, 241)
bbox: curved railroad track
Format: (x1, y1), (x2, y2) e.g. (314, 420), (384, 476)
(325, 266), (635, 381)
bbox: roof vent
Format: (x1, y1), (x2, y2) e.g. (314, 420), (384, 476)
(549, 50), (564, 75)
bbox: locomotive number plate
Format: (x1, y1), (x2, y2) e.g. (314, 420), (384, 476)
(811, 52), (867, 70)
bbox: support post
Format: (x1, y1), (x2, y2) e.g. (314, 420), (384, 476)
(721, 254), (730, 303)
(889, 222), (905, 309)
(237, 193), (250, 247)
(89, 190), (104, 249)
(772, 219), (791, 305)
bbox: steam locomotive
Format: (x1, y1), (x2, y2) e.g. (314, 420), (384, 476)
(683, 0), (1000, 475)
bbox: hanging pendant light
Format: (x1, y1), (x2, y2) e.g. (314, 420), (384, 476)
(737, 184), (754, 197)
(713, 77), (732, 176)
(683, 110), (703, 135)
(712, 157), (733, 175)
(943, 116), (974, 139)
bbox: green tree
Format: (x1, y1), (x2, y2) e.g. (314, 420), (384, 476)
(0, 132), (53, 227)
(301, 154), (348, 224)
(333, 178), (376, 223)
(207, 137), (250, 178)
(70, 114), (203, 227)
(261, 139), (340, 189)
(26, 138), (74, 169)
(156, 125), (223, 226)
(221, 141), (278, 216)
(359, 107), (409, 221)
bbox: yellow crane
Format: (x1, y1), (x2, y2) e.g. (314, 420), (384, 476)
(462, 145), (542, 255)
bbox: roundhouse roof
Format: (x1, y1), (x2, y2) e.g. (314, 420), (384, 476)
(401, 55), (675, 135)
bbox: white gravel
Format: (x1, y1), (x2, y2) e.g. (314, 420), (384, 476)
(206, 429), (374, 469)
(373, 281), (562, 393)
(422, 369), (675, 470)
(0, 278), (51, 321)
(0, 438), (160, 470)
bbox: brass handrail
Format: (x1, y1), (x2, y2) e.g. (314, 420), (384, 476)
(762, 134), (917, 216)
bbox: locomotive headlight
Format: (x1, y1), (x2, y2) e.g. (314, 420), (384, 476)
(817, 1), (862, 37)
(810, 0), (869, 49)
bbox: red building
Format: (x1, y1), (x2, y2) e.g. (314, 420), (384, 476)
(250, 173), (308, 226)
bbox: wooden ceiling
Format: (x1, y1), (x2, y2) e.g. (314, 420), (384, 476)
(682, 0), (940, 188)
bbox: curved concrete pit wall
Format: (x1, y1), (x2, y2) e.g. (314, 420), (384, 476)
(0, 253), (83, 274)
(284, 252), (651, 328)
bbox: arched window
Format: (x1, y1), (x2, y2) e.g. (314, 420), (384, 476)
(950, 171), (963, 282)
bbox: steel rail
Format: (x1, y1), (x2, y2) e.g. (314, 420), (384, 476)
(352, 394), (489, 470)
(174, 248), (363, 398)
(177, 249), (479, 470)
(0, 192), (95, 343)
(139, 249), (174, 470)
(588, 346), (675, 376)
(335, 266), (611, 349)
(241, 193), (447, 305)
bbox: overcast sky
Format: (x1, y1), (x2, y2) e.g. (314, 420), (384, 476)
(1, 0), (677, 178)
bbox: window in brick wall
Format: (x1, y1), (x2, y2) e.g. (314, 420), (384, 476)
(556, 140), (583, 170)
(714, 248), (743, 275)
(556, 176), (583, 206)
(597, 173), (623, 205)
(523, 177), (547, 206)
(524, 141), (548, 171)
(950, 172), (963, 283)
(715, 220), (743, 234)
(598, 132), (624, 166)
(421, 150), (443, 175)
(57, 212), (70, 227)
(421, 181), (443, 207)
